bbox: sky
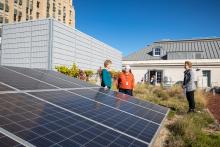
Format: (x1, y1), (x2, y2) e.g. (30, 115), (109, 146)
(73, 0), (220, 56)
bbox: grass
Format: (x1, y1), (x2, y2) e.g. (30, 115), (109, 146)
(132, 83), (220, 147)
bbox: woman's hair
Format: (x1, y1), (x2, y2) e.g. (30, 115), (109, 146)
(104, 60), (112, 67)
(185, 61), (192, 68)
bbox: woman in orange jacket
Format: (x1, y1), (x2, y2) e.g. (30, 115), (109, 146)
(117, 65), (135, 96)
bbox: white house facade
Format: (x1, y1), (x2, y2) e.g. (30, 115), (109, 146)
(0, 18), (122, 71)
(123, 38), (220, 88)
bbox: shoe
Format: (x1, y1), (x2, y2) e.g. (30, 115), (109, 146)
(187, 109), (195, 113)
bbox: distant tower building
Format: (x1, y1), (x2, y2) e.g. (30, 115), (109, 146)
(0, 0), (75, 27)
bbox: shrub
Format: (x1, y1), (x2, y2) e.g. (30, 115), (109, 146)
(167, 85), (184, 99)
(69, 64), (80, 78)
(166, 112), (219, 147)
(55, 65), (70, 75)
(84, 70), (94, 81)
(110, 70), (120, 80)
(152, 87), (169, 100)
(55, 63), (80, 78)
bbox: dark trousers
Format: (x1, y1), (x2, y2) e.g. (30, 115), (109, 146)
(119, 89), (133, 96)
(186, 91), (195, 110)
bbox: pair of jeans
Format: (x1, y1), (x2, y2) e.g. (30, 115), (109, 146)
(119, 89), (133, 96)
(186, 91), (195, 110)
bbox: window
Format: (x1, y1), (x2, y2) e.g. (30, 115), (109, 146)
(0, 16), (3, 23)
(0, 2), (4, 10)
(14, 15), (17, 21)
(30, 1), (33, 9)
(58, 9), (61, 15)
(18, 11), (22, 21)
(63, 16), (65, 23)
(53, 3), (56, 12)
(19, 0), (22, 5)
(37, 1), (40, 8)
(0, 28), (2, 37)
(195, 53), (201, 59)
(14, 0), (18, 4)
(14, 9), (17, 21)
(14, 9), (17, 14)
(5, 18), (9, 23)
(36, 12), (40, 19)
(30, 8), (32, 15)
(153, 48), (161, 56)
(69, 10), (72, 17)
(5, 4), (9, 12)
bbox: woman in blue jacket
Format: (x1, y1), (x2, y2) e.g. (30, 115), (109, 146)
(101, 60), (112, 90)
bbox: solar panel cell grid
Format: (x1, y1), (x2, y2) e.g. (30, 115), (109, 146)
(0, 133), (22, 147)
(6, 66), (97, 88)
(70, 89), (165, 123)
(0, 83), (15, 92)
(0, 66), (168, 147)
(29, 90), (158, 143)
(0, 93), (148, 146)
(90, 88), (169, 114)
(0, 67), (56, 90)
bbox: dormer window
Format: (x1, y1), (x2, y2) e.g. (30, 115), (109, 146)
(153, 48), (161, 56)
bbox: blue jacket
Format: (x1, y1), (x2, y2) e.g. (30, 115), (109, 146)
(101, 69), (112, 88)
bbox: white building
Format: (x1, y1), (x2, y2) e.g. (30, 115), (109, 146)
(123, 38), (220, 88)
(0, 18), (122, 71)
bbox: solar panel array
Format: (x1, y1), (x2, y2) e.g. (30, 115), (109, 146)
(0, 66), (169, 147)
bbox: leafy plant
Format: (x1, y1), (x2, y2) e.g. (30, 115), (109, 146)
(84, 70), (94, 81)
(55, 65), (70, 75)
(110, 70), (120, 80)
(55, 63), (79, 78)
(69, 64), (80, 78)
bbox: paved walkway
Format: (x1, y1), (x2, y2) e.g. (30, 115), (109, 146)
(207, 94), (220, 123)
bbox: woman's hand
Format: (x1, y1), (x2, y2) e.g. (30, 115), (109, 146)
(104, 86), (108, 90)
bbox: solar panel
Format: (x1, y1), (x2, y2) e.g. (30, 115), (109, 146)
(6, 66), (97, 88)
(0, 66), (169, 146)
(0, 132), (22, 147)
(0, 83), (15, 92)
(0, 67), (57, 90)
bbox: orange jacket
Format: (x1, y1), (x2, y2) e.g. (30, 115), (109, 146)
(117, 72), (135, 90)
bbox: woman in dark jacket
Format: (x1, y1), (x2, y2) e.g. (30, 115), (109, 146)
(182, 61), (196, 113)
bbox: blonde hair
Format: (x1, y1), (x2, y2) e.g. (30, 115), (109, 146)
(185, 61), (192, 68)
(104, 60), (112, 67)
